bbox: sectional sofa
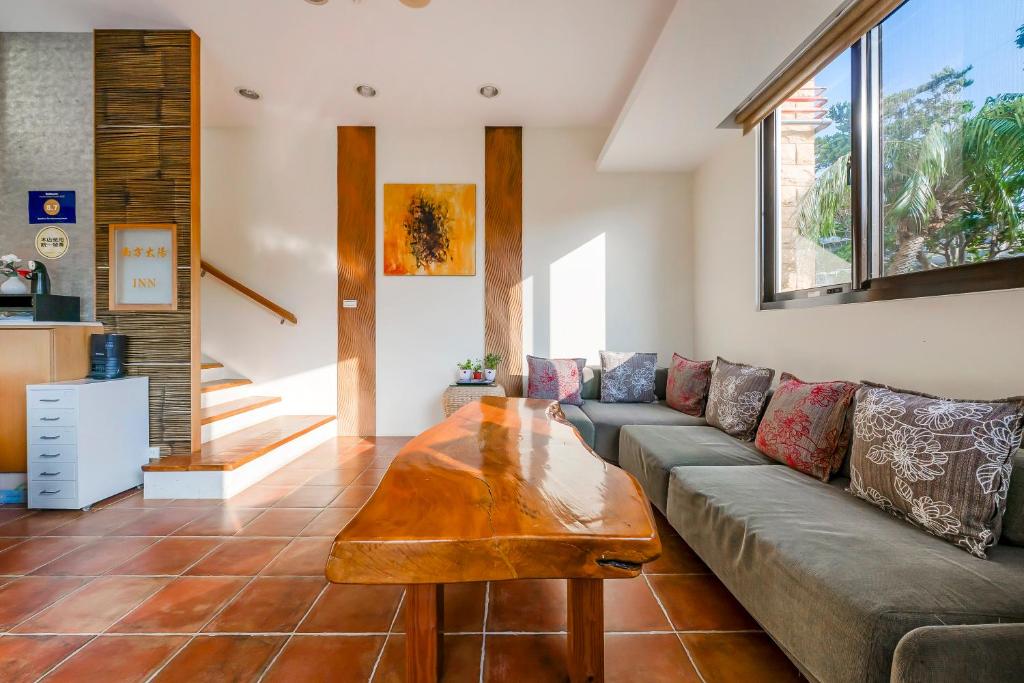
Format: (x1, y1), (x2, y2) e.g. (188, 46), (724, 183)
(562, 364), (1024, 683)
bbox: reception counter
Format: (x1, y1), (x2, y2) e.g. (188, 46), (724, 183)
(0, 322), (100, 473)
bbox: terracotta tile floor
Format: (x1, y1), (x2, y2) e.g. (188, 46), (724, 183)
(0, 436), (803, 682)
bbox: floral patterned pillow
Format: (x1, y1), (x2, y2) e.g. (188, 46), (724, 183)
(848, 383), (1024, 558)
(754, 373), (859, 481)
(599, 351), (657, 403)
(666, 354), (713, 416)
(705, 358), (774, 440)
(526, 355), (586, 406)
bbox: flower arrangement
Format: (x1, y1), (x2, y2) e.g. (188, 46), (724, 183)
(0, 254), (21, 278)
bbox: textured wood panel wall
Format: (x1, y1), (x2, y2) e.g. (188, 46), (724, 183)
(337, 127), (376, 436)
(484, 127), (524, 397)
(94, 30), (200, 454)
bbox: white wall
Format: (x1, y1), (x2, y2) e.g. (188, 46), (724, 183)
(523, 128), (693, 366)
(692, 132), (1024, 399)
(375, 127), (485, 436)
(201, 126), (338, 416)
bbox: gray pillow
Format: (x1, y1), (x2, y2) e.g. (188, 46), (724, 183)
(705, 357), (774, 441)
(599, 351), (657, 403)
(848, 383), (1024, 558)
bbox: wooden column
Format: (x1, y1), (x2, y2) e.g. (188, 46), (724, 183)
(405, 583), (444, 683)
(94, 30), (201, 455)
(337, 127), (376, 436)
(484, 127), (524, 397)
(567, 578), (604, 683)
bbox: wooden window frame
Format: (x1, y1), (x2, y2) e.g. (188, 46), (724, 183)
(759, 23), (1024, 311)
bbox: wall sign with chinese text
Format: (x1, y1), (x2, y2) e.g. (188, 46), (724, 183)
(109, 224), (177, 311)
(29, 191), (76, 224)
(35, 226), (70, 259)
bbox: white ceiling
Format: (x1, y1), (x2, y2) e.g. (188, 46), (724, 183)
(0, 0), (674, 129)
(2, 0), (850, 171)
(598, 0), (848, 171)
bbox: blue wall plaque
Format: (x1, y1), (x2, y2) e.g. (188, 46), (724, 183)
(28, 191), (76, 224)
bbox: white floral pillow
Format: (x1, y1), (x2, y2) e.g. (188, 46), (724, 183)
(848, 383), (1024, 558)
(705, 358), (774, 440)
(599, 351), (657, 403)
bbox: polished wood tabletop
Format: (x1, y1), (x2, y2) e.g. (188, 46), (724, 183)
(326, 396), (661, 585)
(326, 396), (661, 683)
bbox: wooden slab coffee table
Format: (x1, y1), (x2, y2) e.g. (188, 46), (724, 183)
(326, 396), (661, 683)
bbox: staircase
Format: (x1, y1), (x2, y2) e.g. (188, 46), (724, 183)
(142, 357), (336, 499)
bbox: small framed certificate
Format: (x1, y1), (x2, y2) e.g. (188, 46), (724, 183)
(109, 223), (178, 311)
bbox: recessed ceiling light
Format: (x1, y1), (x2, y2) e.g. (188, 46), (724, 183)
(235, 87), (261, 101)
(479, 84), (500, 99)
(399, 0), (431, 7)
(355, 84), (377, 98)
(305, 0), (328, 5)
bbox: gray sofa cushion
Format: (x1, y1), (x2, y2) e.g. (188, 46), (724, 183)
(559, 403), (596, 449)
(619, 425), (775, 513)
(1003, 450), (1024, 546)
(666, 465), (1024, 683)
(579, 400), (704, 464)
(580, 366), (668, 402)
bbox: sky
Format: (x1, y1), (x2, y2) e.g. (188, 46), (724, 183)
(812, 0), (1024, 136)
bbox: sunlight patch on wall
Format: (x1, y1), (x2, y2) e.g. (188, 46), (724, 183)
(549, 233), (605, 364)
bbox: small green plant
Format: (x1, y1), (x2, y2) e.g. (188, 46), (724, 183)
(457, 358), (474, 371)
(483, 353), (502, 370)
(472, 360), (483, 373)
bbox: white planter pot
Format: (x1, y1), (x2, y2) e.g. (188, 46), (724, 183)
(457, 369), (473, 382)
(0, 276), (28, 295)
(484, 369), (497, 382)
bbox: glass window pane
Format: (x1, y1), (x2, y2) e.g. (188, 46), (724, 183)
(776, 50), (854, 292)
(880, 0), (1024, 275)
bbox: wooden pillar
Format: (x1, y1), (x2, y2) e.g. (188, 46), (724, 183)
(94, 30), (201, 455)
(405, 583), (444, 683)
(567, 578), (604, 683)
(484, 127), (524, 397)
(337, 127), (376, 436)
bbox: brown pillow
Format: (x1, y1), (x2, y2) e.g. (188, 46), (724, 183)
(755, 373), (859, 481)
(705, 358), (774, 441)
(848, 383), (1024, 558)
(665, 354), (712, 416)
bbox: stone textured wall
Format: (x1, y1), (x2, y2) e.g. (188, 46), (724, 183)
(0, 33), (95, 318)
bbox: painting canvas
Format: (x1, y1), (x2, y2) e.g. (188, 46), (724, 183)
(383, 183), (476, 276)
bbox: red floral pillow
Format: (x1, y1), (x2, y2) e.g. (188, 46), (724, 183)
(526, 355), (586, 406)
(666, 354), (712, 416)
(755, 373), (859, 481)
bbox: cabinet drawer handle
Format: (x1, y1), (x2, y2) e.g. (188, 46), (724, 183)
(39, 489), (62, 495)
(39, 398), (60, 403)
(39, 472), (61, 477)
(39, 453), (60, 458)
(40, 417), (60, 422)
(39, 435), (60, 440)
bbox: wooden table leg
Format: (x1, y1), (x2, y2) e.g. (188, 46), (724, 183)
(567, 578), (604, 683)
(405, 583), (444, 683)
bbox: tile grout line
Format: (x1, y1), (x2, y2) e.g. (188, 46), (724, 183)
(368, 587), (406, 682)
(643, 573), (707, 683)
(478, 581), (490, 683)
(256, 581), (332, 683)
(31, 633), (99, 682)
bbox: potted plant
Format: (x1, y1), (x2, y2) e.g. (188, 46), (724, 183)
(457, 359), (474, 383)
(472, 360), (484, 381)
(0, 254), (28, 295)
(483, 353), (502, 383)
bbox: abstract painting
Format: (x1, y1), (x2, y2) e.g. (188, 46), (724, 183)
(383, 183), (476, 276)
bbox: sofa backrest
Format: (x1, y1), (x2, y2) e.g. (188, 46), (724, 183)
(581, 366), (668, 401)
(1003, 451), (1024, 546)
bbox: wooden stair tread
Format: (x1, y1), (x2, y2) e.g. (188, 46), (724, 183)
(201, 361), (223, 370)
(144, 415), (336, 472)
(201, 378), (252, 393)
(200, 395), (281, 425)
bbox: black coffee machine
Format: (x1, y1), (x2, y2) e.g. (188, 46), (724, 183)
(89, 333), (127, 379)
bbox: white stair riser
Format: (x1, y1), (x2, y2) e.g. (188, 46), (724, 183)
(201, 401), (282, 443)
(143, 420), (337, 499)
(201, 382), (254, 408)
(200, 365), (231, 382)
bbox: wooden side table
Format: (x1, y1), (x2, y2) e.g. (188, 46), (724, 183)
(442, 383), (506, 418)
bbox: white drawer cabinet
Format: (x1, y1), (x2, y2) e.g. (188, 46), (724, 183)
(26, 377), (149, 510)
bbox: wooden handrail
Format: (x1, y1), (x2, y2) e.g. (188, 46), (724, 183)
(200, 260), (298, 325)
